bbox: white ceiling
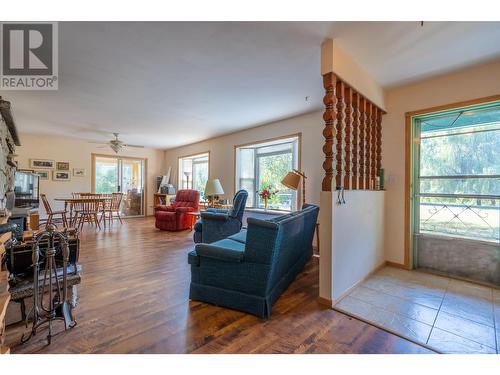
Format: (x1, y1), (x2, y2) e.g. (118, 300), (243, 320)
(5, 21), (500, 149)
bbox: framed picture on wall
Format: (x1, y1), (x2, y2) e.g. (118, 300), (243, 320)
(34, 170), (50, 180)
(56, 162), (70, 171)
(73, 168), (85, 177)
(53, 171), (71, 181)
(30, 159), (55, 169)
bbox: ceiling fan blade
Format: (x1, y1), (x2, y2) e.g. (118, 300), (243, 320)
(88, 141), (108, 145)
(124, 144), (144, 148)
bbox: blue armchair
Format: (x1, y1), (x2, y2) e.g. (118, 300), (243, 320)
(188, 204), (319, 318)
(193, 189), (248, 244)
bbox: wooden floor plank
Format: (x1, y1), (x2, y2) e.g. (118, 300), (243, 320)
(5, 217), (434, 354)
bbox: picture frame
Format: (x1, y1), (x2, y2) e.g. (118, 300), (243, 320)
(34, 170), (50, 180)
(73, 168), (85, 177)
(17, 168), (35, 173)
(53, 171), (71, 181)
(30, 159), (55, 169)
(56, 161), (70, 171)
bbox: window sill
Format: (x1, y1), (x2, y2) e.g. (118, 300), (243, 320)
(245, 208), (289, 215)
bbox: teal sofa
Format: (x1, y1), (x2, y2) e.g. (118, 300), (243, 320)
(188, 204), (319, 318)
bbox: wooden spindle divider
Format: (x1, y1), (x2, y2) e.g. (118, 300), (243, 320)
(371, 102), (377, 189)
(335, 79), (344, 190)
(321, 73), (337, 192)
(351, 92), (359, 190)
(364, 101), (371, 190)
(321, 72), (385, 192)
(343, 86), (352, 190)
(358, 97), (366, 190)
(376, 107), (382, 177)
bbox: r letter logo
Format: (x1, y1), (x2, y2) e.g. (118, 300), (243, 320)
(0, 22), (58, 90)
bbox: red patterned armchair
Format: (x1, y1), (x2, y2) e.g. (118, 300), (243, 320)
(155, 189), (200, 231)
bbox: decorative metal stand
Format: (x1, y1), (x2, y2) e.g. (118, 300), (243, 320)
(21, 224), (77, 345)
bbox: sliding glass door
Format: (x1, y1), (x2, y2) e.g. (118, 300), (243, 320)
(93, 155), (146, 217)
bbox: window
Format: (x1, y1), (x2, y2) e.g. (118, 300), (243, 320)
(235, 135), (299, 211)
(178, 152), (209, 198)
(413, 103), (500, 242)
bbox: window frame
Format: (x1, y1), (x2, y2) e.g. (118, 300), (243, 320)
(404, 95), (500, 268)
(234, 133), (302, 212)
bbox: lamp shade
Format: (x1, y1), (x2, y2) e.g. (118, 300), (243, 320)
(204, 179), (225, 196)
(281, 171), (301, 190)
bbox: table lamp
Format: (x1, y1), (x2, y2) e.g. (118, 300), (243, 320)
(281, 169), (307, 209)
(204, 179), (224, 207)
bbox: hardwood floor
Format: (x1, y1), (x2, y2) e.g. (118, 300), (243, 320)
(5, 217), (434, 354)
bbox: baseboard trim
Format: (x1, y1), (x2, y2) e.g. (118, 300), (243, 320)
(385, 261), (410, 270)
(317, 297), (333, 308)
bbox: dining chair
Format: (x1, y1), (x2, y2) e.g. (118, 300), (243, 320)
(40, 194), (68, 227)
(74, 197), (101, 230)
(101, 193), (124, 225)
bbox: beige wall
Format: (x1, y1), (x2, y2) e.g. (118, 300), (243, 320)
(16, 133), (166, 216)
(321, 39), (385, 110)
(164, 110), (324, 206)
(383, 60), (500, 265)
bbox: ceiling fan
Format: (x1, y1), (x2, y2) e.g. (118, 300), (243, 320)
(90, 133), (144, 153)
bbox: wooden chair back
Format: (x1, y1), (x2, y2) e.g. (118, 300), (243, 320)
(40, 194), (53, 215)
(80, 198), (101, 215)
(111, 193), (123, 211)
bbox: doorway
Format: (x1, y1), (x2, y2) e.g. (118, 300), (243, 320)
(92, 154), (147, 217)
(408, 100), (500, 284)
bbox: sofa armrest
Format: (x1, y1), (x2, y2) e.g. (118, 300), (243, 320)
(155, 205), (174, 212)
(206, 208), (229, 214)
(194, 243), (244, 263)
(175, 206), (195, 214)
(200, 211), (230, 221)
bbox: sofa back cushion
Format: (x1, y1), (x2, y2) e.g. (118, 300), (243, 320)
(244, 205), (319, 293)
(173, 189), (200, 209)
(230, 189), (248, 221)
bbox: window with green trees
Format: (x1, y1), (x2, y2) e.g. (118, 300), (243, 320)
(415, 104), (500, 242)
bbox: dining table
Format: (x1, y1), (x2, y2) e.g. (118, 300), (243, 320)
(54, 197), (109, 227)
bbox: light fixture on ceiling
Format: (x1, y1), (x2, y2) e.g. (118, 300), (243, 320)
(89, 132), (145, 153)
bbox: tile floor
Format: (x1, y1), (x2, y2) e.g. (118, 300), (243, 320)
(334, 266), (500, 354)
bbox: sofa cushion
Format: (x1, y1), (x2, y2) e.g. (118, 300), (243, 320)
(193, 239), (245, 263)
(209, 238), (245, 253)
(227, 229), (247, 244)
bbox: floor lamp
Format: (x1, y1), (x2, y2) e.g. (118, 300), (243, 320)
(281, 169), (307, 209)
(281, 169), (319, 256)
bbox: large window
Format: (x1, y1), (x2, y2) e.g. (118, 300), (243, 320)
(178, 152), (209, 198)
(414, 103), (500, 242)
(235, 135), (299, 211)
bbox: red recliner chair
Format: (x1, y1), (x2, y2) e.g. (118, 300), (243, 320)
(155, 189), (200, 231)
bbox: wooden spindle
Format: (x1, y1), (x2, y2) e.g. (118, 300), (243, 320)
(351, 92), (359, 190)
(343, 86), (352, 190)
(376, 107), (382, 178)
(335, 79), (344, 190)
(321, 73), (337, 192)
(371, 103), (377, 189)
(358, 97), (365, 190)
(364, 100), (371, 190)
